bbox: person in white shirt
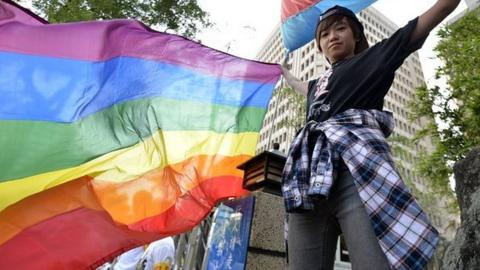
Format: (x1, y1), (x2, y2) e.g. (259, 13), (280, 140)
(112, 246), (147, 270)
(142, 237), (175, 270)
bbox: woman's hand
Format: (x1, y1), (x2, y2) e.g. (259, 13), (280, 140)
(280, 60), (308, 96)
(281, 59), (292, 72)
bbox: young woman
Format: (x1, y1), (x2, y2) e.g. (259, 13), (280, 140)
(281, 1), (461, 270)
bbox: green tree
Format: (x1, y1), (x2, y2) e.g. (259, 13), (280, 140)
(275, 86), (306, 132)
(409, 8), (480, 197)
(28, 0), (212, 38)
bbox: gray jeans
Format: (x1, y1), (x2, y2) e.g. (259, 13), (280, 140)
(287, 168), (390, 270)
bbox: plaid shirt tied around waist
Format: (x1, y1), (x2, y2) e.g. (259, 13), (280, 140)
(282, 109), (438, 270)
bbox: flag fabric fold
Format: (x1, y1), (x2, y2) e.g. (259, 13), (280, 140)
(281, 0), (377, 51)
(0, 1), (281, 268)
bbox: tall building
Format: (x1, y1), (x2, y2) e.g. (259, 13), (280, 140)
(465, 0), (480, 9)
(450, 0), (479, 23)
(254, 6), (456, 250)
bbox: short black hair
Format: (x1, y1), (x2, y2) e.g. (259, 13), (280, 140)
(315, 15), (369, 55)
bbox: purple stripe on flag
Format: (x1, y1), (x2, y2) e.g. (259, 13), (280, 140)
(0, 5), (280, 84)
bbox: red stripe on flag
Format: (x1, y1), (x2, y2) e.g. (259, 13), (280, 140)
(0, 208), (162, 269)
(281, 0), (320, 22)
(0, 176), (248, 269)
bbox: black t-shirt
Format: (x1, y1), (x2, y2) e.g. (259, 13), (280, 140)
(306, 18), (428, 122)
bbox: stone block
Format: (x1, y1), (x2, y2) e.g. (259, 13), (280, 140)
(249, 191), (286, 253)
(442, 148), (480, 270)
(246, 252), (286, 270)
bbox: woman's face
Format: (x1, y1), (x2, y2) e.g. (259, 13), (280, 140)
(318, 17), (356, 64)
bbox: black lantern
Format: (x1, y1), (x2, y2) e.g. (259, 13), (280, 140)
(237, 149), (286, 196)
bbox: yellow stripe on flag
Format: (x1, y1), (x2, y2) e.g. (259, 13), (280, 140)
(0, 131), (258, 211)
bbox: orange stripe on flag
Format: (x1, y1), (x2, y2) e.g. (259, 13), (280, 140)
(0, 155), (249, 245)
(92, 154), (250, 224)
(0, 176), (100, 245)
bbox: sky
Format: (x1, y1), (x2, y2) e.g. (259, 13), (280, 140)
(197, 0), (468, 87)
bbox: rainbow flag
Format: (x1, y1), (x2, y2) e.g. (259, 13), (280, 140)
(0, 1), (281, 268)
(281, 0), (376, 51)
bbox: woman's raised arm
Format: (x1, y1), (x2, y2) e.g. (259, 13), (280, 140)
(410, 0), (461, 46)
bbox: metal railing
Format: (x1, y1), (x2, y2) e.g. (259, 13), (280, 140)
(173, 214), (213, 270)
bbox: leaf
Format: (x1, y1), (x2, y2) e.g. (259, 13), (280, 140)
(30, 0), (212, 38)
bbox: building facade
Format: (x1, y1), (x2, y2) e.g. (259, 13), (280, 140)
(465, 0), (480, 9)
(254, 6), (456, 250)
(450, 0), (479, 23)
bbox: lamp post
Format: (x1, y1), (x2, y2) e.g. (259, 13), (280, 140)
(237, 143), (286, 196)
(236, 143), (287, 269)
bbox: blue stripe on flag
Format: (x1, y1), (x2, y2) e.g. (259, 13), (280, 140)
(0, 52), (274, 123)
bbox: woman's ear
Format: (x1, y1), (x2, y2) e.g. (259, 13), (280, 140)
(316, 41), (322, 52)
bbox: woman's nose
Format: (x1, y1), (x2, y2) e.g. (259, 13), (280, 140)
(328, 32), (339, 41)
